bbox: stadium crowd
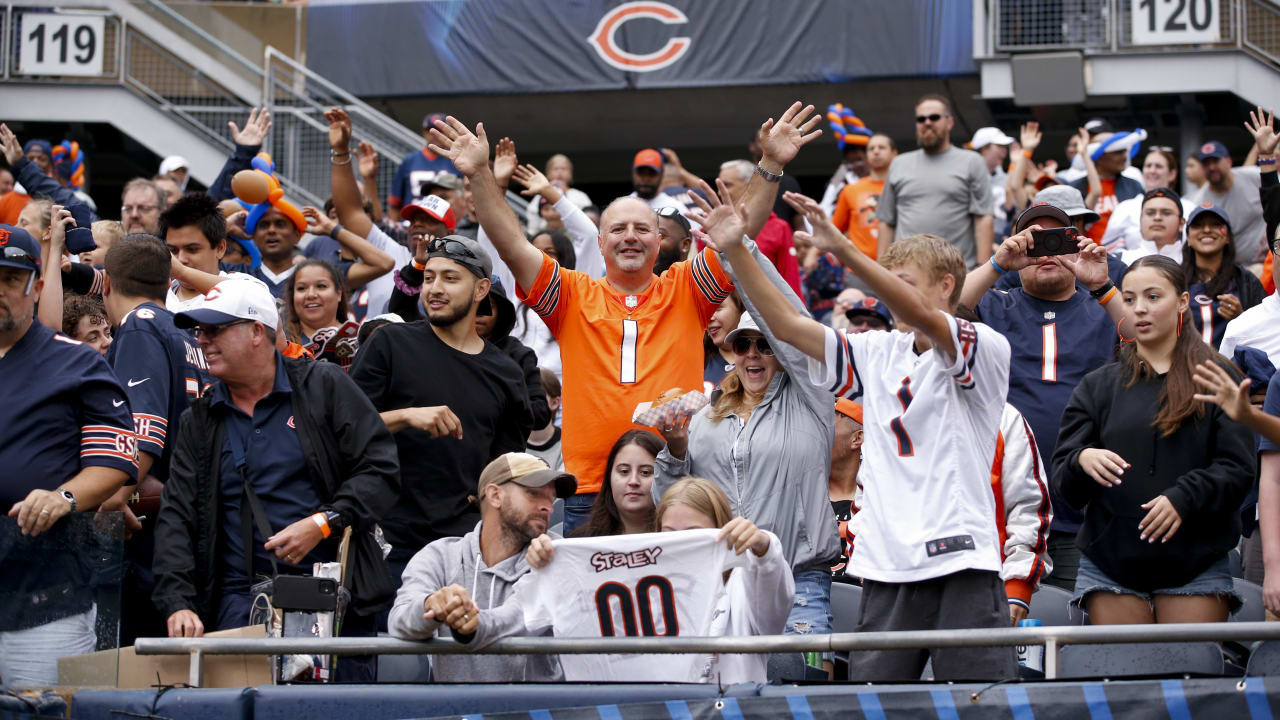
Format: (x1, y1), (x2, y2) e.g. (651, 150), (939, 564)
(3, 95), (1280, 687)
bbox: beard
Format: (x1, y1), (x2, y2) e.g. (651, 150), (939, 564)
(917, 128), (945, 152)
(425, 293), (473, 328)
(0, 310), (15, 334)
(633, 183), (658, 200)
(653, 245), (685, 275)
(498, 502), (546, 545)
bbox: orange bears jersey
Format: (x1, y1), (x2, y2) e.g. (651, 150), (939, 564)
(518, 250), (733, 494)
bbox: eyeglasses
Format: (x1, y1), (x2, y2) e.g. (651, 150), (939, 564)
(122, 204), (158, 215)
(656, 206), (691, 232)
(915, 113), (947, 124)
(731, 336), (774, 356)
(192, 319), (253, 340)
(1150, 146), (1175, 153)
(1, 246), (39, 269)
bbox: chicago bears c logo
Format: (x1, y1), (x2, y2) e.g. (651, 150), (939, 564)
(587, 2), (691, 72)
(286, 415), (295, 429)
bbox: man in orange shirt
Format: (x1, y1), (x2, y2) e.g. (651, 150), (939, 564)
(429, 104), (821, 532)
(832, 133), (897, 260)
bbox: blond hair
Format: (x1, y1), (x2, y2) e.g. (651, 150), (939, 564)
(654, 477), (733, 531)
(879, 233), (966, 309)
(91, 220), (125, 248)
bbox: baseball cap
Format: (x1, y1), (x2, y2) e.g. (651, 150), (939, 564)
(633, 149), (664, 171)
(1014, 201), (1071, 233)
(1187, 202), (1231, 230)
(724, 311), (763, 345)
(971, 127), (1015, 150)
(426, 234), (493, 280)
(174, 274), (278, 330)
(834, 398), (863, 424)
(1033, 185), (1100, 225)
(0, 224), (42, 273)
(22, 139), (52, 158)
(1141, 187), (1184, 218)
(159, 155), (189, 175)
(420, 173), (463, 193)
(402, 194), (458, 231)
(478, 452), (577, 500)
(1196, 141), (1230, 161)
(422, 112), (447, 130)
(845, 296), (893, 329)
(1083, 118), (1113, 136)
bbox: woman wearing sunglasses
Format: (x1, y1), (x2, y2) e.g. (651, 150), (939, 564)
(654, 243), (839, 676)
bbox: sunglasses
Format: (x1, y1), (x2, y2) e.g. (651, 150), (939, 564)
(427, 237), (486, 272)
(731, 336), (774, 356)
(656, 206), (691, 232)
(915, 113), (947, 124)
(2, 246), (39, 269)
(192, 319), (254, 340)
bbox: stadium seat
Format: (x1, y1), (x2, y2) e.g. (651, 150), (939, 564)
(1028, 585), (1076, 626)
(549, 522), (564, 538)
(550, 499), (564, 531)
(1245, 641), (1280, 676)
(1058, 642), (1224, 679)
(1229, 548), (1243, 579)
(1231, 578), (1265, 623)
(830, 582), (862, 633)
(376, 632), (431, 683)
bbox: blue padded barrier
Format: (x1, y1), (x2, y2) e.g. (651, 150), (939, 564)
(69, 686), (254, 720)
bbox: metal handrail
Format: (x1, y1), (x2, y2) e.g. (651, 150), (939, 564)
(136, 621), (1280, 687)
(135, 0), (260, 78)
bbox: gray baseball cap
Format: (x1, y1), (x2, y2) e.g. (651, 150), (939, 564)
(1033, 185), (1101, 226)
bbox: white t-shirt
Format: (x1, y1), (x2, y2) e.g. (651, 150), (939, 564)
(514, 529), (747, 682)
(1118, 238), (1185, 266)
(363, 225), (415, 319)
(1220, 291), (1280, 366)
(807, 314), (1010, 583)
(1101, 195), (1196, 251)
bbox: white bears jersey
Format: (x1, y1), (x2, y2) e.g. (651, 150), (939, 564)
(808, 312), (1010, 583)
(514, 529), (746, 681)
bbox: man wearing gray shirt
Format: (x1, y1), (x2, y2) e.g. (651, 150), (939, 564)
(876, 95), (995, 268)
(1190, 141), (1266, 265)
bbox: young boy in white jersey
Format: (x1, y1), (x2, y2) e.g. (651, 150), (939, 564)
(692, 180), (1016, 681)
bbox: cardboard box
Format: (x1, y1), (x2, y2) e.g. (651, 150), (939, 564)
(58, 625), (271, 688)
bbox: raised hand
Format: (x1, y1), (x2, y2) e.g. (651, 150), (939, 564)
(301, 206), (336, 237)
(356, 141), (379, 180)
(781, 191), (847, 254)
(1192, 359), (1252, 422)
(511, 163), (553, 198)
(1246, 107), (1279, 156)
(685, 178), (747, 253)
(1075, 128), (1093, 164)
(759, 102), (823, 168)
(46, 205), (73, 260)
(229, 107), (272, 147)
(1020, 121), (1042, 153)
(719, 517), (771, 557)
(1058, 235), (1109, 291)
(323, 107), (352, 153)
(0, 124), (24, 166)
(412, 233), (436, 265)
(492, 137), (518, 189)
(427, 117), (490, 178)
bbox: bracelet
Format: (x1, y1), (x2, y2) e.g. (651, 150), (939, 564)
(330, 149), (352, 166)
(1097, 286), (1118, 306)
(1022, 150), (1033, 159)
(1260, 157), (1277, 166)
(329, 223), (343, 240)
(411, 259), (426, 271)
(310, 512), (331, 539)
(754, 163), (782, 183)
(1089, 279), (1115, 299)
(990, 256), (1010, 277)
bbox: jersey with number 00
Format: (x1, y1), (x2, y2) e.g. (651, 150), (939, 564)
(808, 315), (1010, 583)
(514, 529), (746, 681)
(517, 250), (732, 493)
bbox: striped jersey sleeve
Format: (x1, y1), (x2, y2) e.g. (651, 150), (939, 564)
(806, 325), (863, 400)
(76, 364), (140, 479)
(516, 253), (569, 334)
(688, 248), (732, 311)
(938, 312), (1009, 398)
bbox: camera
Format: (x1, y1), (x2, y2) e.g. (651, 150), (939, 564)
(1027, 226), (1080, 258)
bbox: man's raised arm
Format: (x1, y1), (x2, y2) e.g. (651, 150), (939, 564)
(428, 118), (544, 294)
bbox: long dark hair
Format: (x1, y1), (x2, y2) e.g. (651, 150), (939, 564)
(1120, 255), (1219, 436)
(1180, 219), (1238, 299)
(282, 258), (350, 344)
(571, 430), (663, 538)
(702, 291), (743, 365)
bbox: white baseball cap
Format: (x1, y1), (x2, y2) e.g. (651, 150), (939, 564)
(174, 274), (279, 331)
(159, 155), (189, 175)
(971, 127), (1015, 150)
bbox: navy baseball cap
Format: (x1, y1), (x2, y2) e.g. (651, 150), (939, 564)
(1141, 187), (1184, 218)
(1187, 203), (1231, 230)
(0, 224), (42, 273)
(1014, 201), (1072, 233)
(845, 296), (893, 329)
(1196, 141), (1230, 161)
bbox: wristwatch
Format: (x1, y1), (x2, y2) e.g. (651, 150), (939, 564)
(754, 164), (783, 183)
(324, 510), (346, 532)
(57, 488), (77, 513)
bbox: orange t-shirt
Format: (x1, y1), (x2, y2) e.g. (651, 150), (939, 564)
(831, 177), (884, 259)
(1086, 178), (1118, 243)
(517, 250), (734, 494)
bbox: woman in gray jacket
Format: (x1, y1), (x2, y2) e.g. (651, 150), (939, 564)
(654, 236), (840, 648)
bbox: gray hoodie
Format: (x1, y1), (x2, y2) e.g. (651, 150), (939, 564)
(387, 521), (562, 682)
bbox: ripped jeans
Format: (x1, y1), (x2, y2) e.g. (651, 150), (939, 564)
(786, 569), (833, 636)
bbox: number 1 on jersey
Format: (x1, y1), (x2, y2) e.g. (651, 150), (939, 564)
(889, 377), (914, 457)
(620, 319), (638, 384)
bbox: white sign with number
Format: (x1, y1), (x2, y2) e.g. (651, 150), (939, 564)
(18, 14), (105, 76)
(1132, 0), (1220, 45)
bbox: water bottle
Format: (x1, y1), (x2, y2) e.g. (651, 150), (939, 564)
(1016, 618), (1044, 672)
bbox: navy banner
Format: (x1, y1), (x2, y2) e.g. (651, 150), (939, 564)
(305, 0), (975, 97)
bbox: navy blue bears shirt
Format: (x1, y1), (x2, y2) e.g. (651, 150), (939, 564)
(106, 301), (212, 481)
(976, 287), (1117, 533)
(0, 319), (137, 511)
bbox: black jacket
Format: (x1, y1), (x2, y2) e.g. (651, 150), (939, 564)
(152, 355), (400, 623)
(1052, 361), (1255, 592)
(1263, 170), (1279, 251)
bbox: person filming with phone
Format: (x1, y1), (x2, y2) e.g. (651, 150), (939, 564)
(958, 200), (1125, 591)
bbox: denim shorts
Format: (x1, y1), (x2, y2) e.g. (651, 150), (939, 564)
(1071, 553), (1242, 613)
(786, 569), (833, 662)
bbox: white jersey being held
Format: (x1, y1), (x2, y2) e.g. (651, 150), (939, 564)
(514, 529), (747, 682)
(808, 312), (1010, 583)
